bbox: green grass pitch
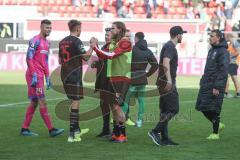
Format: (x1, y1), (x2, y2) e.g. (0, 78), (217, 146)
(0, 71), (239, 160)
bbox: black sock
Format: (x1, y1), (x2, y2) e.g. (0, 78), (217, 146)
(153, 122), (163, 133)
(70, 109), (79, 133)
(212, 113), (220, 134)
(119, 122), (126, 136)
(203, 111), (220, 134)
(113, 124), (120, 137)
(161, 122), (168, 140)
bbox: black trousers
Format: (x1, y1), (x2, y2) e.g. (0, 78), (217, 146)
(153, 86), (179, 139)
(202, 110), (220, 134)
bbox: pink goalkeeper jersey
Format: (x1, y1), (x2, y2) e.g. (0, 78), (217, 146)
(26, 34), (50, 78)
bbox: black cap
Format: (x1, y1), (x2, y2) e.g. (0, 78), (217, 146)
(170, 26), (187, 36)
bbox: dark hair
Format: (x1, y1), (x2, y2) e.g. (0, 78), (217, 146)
(211, 29), (225, 42)
(135, 32), (145, 40)
(41, 19), (51, 25)
(68, 19), (81, 32)
(112, 21), (126, 42)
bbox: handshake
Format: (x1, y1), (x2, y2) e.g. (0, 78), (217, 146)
(89, 37), (98, 48)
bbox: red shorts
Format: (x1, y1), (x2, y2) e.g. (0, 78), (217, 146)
(26, 73), (45, 100)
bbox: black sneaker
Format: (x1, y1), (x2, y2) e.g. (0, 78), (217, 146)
(148, 130), (161, 146)
(236, 92), (240, 98)
(161, 138), (179, 146)
(20, 128), (39, 136)
(96, 131), (111, 138)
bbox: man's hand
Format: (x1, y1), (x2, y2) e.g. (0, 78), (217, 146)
(213, 88), (219, 96)
(164, 81), (172, 92)
(31, 73), (37, 87)
(45, 77), (51, 90)
(91, 61), (97, 68)
(90, 37), (98, 48)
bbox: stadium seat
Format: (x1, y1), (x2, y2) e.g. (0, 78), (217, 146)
(133, 13), (145, 19)
(92, 6), (98, 13)
(171, 0), (183, 7)
(50, 6), (60, 13)
(176, 7), (187, 15)
(40, 0), (48, 5)
(168, 7), (176, 15)
(134, 6), (145, 14)
(18, 0), (32, 5)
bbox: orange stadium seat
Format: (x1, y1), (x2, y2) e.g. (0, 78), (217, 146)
(40, 0), (48, 5)
(48, 0), (56, 6)
(18, 0), (32, 5)
(49, 6), (59, 13)
(59, 5), (67, 13)
(171, 0), (183, 7)
(110, 6), (117, 14)
(134, 6), (145, 14)
(92, 6), (98, 13)
(206, 7), (216, 15)
(168, 7), (176, 15)
(176, 7), (187, 15)
(67, 6), (77, 13)
(134, 0), (144, 7)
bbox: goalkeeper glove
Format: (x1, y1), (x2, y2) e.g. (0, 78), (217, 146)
(31, 73), (37, 87)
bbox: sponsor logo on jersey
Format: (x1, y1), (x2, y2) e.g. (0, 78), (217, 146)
(40, 50), (49, 54)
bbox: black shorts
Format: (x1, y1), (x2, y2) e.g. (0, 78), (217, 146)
(228, 64), (238, 76)
(158, 86), (179, 114)
(110, 81), (130, 106)
(61, 70), (83, 100)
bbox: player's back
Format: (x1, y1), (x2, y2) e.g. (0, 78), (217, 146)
(59, 36), (85, 80)
(59, 35), (83, 65)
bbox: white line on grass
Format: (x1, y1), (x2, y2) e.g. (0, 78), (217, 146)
(0, 97), (64, 108)
(0, 98), (195, 109)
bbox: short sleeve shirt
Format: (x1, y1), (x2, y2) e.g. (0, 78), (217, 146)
(159, 41), (178, 84)
(59, 35), (86, 82)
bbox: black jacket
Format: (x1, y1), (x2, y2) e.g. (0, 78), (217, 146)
(196, 40), (229, 112)
(131, 40), (158, 85)
(93, 43), (109, 91)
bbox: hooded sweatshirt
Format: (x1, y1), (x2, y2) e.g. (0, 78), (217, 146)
(131, 39), (158, 85)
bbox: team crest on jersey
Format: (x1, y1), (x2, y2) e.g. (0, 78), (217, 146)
(212, 51), (217, 59)
(80, 44), (86, 53)
(30, 42), (35, 48)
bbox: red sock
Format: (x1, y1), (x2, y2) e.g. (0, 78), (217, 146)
(39, 106), (53, 130)
(22, 104), (36, 129)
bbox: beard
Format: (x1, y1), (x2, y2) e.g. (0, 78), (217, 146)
(177, 38), (182, 43)
(111, 33), (117, 40)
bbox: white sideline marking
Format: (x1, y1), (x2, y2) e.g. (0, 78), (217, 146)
(0, 97), (64, 108)
(0, 98), (195, 109)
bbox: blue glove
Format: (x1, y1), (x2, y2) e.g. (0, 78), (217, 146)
(31, 73), (37, 87)
(45, 77), (51, 90)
